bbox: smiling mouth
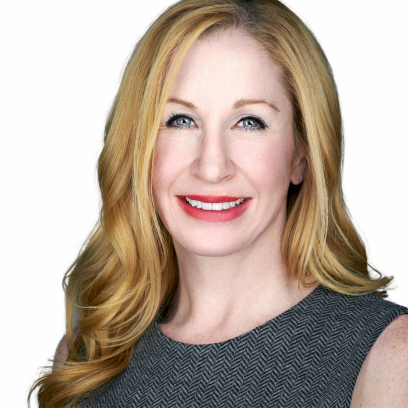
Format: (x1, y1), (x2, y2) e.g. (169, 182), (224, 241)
(183, 196), (246, 211)
(177, 195), (250, 222)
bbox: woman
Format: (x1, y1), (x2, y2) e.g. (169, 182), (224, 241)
(29, 0), (408, 407)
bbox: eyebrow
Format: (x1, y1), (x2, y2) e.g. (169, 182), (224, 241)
(167, 97), (280, 112)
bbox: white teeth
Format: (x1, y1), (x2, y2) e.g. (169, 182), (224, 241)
(185, 197), (246, 210)
(212, 203), (222, 211)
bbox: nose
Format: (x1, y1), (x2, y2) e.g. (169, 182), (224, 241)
(193, 128), (235, 184)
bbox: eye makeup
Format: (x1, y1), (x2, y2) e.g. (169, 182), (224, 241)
(164, 112), (268, 132)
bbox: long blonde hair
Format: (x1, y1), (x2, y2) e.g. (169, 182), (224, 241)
(28, 0), (392, 406)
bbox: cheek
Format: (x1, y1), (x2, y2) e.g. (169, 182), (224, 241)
(236, 138), (294, 196)
(152, 137), (185, 203)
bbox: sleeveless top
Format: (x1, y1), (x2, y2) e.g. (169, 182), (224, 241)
(79, 285), (408, 408)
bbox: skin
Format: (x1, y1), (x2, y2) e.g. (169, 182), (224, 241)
(55, 29), (408, 406)
(153, 28), (316, 345)
(350, 314), (408, 407)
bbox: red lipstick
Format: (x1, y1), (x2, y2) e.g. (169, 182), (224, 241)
(177, 195), (251, 223)
(184, 195), (242, 203)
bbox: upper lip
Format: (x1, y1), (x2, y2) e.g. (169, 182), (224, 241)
(180, 195), (247, 203)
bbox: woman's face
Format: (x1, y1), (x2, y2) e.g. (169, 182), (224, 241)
(153, 30), (305, 257)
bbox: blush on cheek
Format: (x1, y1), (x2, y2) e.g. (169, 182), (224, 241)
(252, 149), (292, 181)
(251, 156), (293, 208)
(152, 140), (182, 227)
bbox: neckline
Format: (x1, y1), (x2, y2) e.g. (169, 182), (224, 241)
(154, 284), (323, 347)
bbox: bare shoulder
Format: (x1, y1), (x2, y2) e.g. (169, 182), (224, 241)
(350, 314), (408, 408)
(52, 328), (80, 371)
(53, 335), (69, 371)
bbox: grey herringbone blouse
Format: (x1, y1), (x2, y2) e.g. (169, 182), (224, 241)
(80, 284), (408, 407)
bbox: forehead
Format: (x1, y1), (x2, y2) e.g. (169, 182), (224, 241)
(168, 30), (289, 109)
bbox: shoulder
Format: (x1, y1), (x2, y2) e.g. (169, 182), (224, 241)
(53, 335), (69, 371)
(53, 328), (80, 371)
(350, 313), (408, 407)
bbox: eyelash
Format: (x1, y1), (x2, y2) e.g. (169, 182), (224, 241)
(165, 113), (267, 132)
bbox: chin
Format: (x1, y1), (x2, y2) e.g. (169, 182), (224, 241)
(174, 237), (246, 258)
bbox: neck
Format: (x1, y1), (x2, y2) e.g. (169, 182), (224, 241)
(159, 221), (318, 344)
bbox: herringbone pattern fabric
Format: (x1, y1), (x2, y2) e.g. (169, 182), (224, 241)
(79, 285), (408, 407)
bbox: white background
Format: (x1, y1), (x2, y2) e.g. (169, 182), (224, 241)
(1, 1), (406, 407)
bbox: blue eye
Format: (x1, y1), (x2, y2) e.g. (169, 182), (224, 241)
(237, 117), (266, 131)
(166, 114), (195, 130)
(165, 113), (267, 131)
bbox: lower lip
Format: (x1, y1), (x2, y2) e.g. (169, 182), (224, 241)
(177, 196), (251, 223)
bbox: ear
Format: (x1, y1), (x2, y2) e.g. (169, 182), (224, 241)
(290, 153), (306, 185)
